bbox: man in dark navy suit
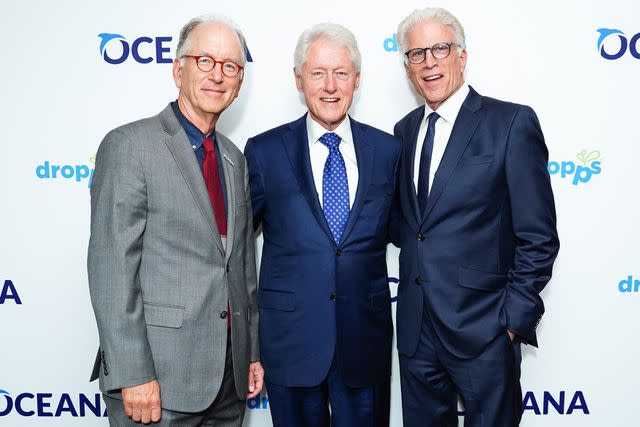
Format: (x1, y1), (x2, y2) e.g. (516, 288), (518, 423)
(392, 7), (559, 426)
(244, 23), (400, 427)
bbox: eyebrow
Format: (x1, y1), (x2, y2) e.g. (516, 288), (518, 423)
(195, 51), (241, 62)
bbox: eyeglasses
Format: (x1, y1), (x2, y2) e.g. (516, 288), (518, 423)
(181, 55), (244, 77)
(404, 42), (461, 64)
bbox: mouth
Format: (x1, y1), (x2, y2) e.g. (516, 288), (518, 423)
(422, 74), (443, 82)
(202, 88), (225, 94)
(320, 97), (340, 103)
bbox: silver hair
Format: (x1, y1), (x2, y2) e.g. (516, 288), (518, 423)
(293, 23), (361, 76)
(176, 14), (247, 65)
(397, 8), (466, 58)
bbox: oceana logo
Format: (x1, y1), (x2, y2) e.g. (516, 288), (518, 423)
(597, 28), (640, 60)
(99, 33), (173, 64)
(0, 390), (107, 417)
(0, 280), (22, 305)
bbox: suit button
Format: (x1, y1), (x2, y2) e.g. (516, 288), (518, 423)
(415, 277), (423, 285)
(336, 249), (343, 256)
(417, 233), (425, 241)
(220, 311), (228, 319)
(330, 293), (337, 301)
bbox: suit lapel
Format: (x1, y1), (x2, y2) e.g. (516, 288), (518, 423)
(281, 114), (334, 243)
(421, 87), (482, 224)
(159, 105), (225, 256)
(216, 133), (236, 263)
(339, 117), (373, 246)
(402, 106), (425, 230)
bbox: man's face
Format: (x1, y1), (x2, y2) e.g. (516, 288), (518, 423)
(404, 19), (466, 111)
(172, 22), (244, 129)
(295, 38), (360, 131)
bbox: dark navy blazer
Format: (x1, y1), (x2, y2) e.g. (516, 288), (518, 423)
(392, 87), (559, 359)
(245, 114), (401, 387)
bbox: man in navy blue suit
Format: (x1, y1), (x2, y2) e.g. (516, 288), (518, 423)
(392, 8), (560, 426)
(244, 23), (401, 427)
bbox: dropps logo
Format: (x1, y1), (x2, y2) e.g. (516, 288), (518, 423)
(35, 155), (95, 188)
(597, 28), (640, 60)
(0, 389), (107, 417)
(383, 34), (398, 52)
(617, 275), (640, 294)
(98, 33), (173, 64)
(548, 150), (602, 186)
(246, 393), (269, 410)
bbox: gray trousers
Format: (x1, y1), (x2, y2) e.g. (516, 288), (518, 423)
(104, 335), (245, 426)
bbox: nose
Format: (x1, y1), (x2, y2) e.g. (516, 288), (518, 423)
(324, 74), (337, 93)
(209, 62), (224, 83)
(424, 52), (438, 69)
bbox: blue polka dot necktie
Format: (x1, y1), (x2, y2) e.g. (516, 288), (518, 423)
(417, 112), (440, 215)
(320, 132), (350, 245)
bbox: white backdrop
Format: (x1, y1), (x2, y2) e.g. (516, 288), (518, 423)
(1, 0), (639, 425)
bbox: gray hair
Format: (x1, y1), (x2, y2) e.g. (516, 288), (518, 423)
(397, 8), (466, 57)
(293, 23), (361, 75)
(176, 14), (247, 65)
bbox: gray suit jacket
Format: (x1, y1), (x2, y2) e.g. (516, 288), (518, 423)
(88, 104), (259, 413)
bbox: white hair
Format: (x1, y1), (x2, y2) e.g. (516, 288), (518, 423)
(293, 23), (361, 75)
(176, 14), (248, 65)
(397, 8), (466, 57)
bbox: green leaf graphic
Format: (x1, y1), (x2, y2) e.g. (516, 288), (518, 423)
(576, 150), (600, 165)
(585, 150), (600, 164)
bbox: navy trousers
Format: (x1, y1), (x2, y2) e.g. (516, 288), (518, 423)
(399, 305), (522, 427)
(266, 357), (390, 427)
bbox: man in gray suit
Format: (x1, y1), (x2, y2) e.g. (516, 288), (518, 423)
(88, 15), (263, 426)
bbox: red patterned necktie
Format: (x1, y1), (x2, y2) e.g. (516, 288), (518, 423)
(203, 136), (230, 328)
(203, 137), (227, 237)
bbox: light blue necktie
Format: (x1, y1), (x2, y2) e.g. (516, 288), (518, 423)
(320, 132), (350, 244)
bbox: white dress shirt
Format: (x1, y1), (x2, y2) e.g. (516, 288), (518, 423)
(413, 84), (470, 193)
(306, 114), (359, 209)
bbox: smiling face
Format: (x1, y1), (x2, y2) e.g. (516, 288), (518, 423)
(404, 18), (466, 111)
(295, 38), (360, 131)
(172, 22), (244, 133)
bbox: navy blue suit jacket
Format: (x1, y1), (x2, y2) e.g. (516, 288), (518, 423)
(245, 114), (401, 387)
(392, 87), (559, 359)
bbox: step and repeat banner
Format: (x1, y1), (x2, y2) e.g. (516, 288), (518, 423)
(1, 0), (638, 425)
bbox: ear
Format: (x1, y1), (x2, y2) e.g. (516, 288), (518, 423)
(234, 75), (244, 99)
(294, 67), (303, 92)
(354, 71), (361, 90)
(172, 59), (182, 88)
(459, 49), (468, 73)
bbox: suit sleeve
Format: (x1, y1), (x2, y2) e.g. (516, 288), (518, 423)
(388, 131), (403, 247)
(244, 138), (265, 230)
(87, 129), (156, 391)
(504, 106), (560, 346)
(242, 157), (260, 361)
(388, 123), (404, 247)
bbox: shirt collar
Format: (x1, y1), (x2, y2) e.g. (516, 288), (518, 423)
(171, 101), (214, 150)
(424, 83), (469, 125)
(306, 113), (353, 147)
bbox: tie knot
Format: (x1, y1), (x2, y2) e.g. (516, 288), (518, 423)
(203, 137), (214, 153)
(427, 112), (440, 128)
(319, 132), (341, 150)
